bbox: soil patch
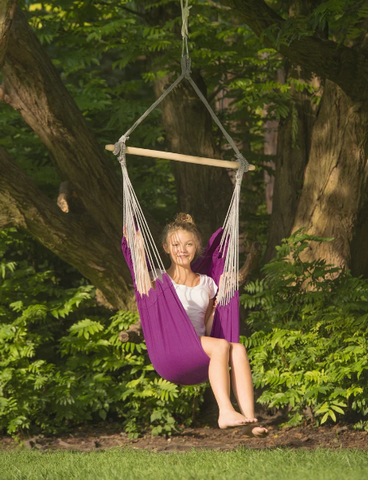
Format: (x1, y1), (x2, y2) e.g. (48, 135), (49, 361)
(1, 423), (367, 452)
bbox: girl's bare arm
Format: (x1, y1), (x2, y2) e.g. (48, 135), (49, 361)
(124, 225), (153, 295)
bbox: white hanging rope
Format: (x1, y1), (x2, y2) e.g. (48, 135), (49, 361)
(180, 0), (191, 38)
(217, 165), (245, 306)
(180, 0), (191, 56)
(186, 75), (249, 171)
(114, 0), (250, 304)
(118, 149), (166, 296)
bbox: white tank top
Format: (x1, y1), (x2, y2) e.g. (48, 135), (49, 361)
(170, 274), (217, 337)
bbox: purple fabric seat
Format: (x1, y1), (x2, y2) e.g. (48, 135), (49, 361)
(122, 228), (239, 385)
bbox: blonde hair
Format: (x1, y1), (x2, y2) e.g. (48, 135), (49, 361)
(161, 213), (202, 253)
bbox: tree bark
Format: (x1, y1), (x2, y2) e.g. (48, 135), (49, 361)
(0, 0), (16, 68)
(265, 77), (317, 261)
(264, 0), (323, 261)
(292, 80), (368, 271)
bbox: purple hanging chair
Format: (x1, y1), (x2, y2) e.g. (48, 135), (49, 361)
(122, 227), (239, 385)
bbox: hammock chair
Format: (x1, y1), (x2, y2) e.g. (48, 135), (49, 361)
(107, 1), (254, 386)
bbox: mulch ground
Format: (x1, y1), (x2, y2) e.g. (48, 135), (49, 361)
(1, 423), (367, 452)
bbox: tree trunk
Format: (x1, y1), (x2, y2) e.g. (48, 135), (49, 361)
(292, 80), (368, 272)
(265, 78), (317, 262)
(263, 118), (277, 215)
(224, 0), (368, 274)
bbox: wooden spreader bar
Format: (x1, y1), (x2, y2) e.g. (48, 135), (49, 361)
(105, 145), (255, 171)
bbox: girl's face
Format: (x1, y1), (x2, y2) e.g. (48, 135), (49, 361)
(163, 229), (197, 266)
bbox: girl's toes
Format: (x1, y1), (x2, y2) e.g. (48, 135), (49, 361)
(241, 425), (269, 438)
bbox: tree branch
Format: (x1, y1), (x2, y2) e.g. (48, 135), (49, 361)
(120, 5), (147, 19)
(207, 0), (231, 10)
(0, 147), (133, 309)
(207, 74), (243, 103)
(57, 181), (77, 213)
(222, 0), (368, 102)
(238, 241), (262, 285)
(119, 320), (143, 344)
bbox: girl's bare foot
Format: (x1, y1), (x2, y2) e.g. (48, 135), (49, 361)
(241, 425), (269, 437)
(218, 410), (254, 429)
(242, 417), (258, 423)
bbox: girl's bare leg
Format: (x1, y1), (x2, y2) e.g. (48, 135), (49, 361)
(229, 343), (256, 419)
(230, 342), (268, 437)
(200, 337), (251, 428)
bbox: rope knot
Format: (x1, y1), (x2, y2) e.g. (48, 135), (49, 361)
(114, 138), (128, 166)
(235, 153), (249, 184)
(181, 55), (191, 78)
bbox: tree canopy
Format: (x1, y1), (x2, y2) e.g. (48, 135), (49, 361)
(2, 0), (368, 304)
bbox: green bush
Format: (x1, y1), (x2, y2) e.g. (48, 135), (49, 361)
(241, 231), (368, 428)
(0, 229), (205, 436)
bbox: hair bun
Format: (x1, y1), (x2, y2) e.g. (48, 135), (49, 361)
(175, 212), (195, 225)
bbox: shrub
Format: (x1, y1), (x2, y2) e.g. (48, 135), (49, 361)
(241, 231), (368, 428)
(0, 229), (205, 436)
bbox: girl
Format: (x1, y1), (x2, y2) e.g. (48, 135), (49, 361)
(160, 213), (268, 436)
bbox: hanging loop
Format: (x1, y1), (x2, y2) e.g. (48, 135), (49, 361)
(180, 0), (191, 39)
(114, 137), (128, 167)
(180, 0), (191, 57)
(235, 153), (249, 184)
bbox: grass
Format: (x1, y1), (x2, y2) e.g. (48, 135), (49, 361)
(1, 448), (368, 480)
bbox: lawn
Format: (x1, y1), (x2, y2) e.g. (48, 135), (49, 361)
(1, 448), (368, 480)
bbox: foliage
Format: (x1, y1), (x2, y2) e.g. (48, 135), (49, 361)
(0, 229), (206, 436)
(241, 231), (368, 429)
(263, 0), (368, 48)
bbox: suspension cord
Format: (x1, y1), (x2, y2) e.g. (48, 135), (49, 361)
(180, 0), (191, 57)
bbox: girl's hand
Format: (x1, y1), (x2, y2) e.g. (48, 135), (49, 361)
(124, 225), (145, 252)
(217, 272), (236, 301)
(124, 225), (151, 295)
